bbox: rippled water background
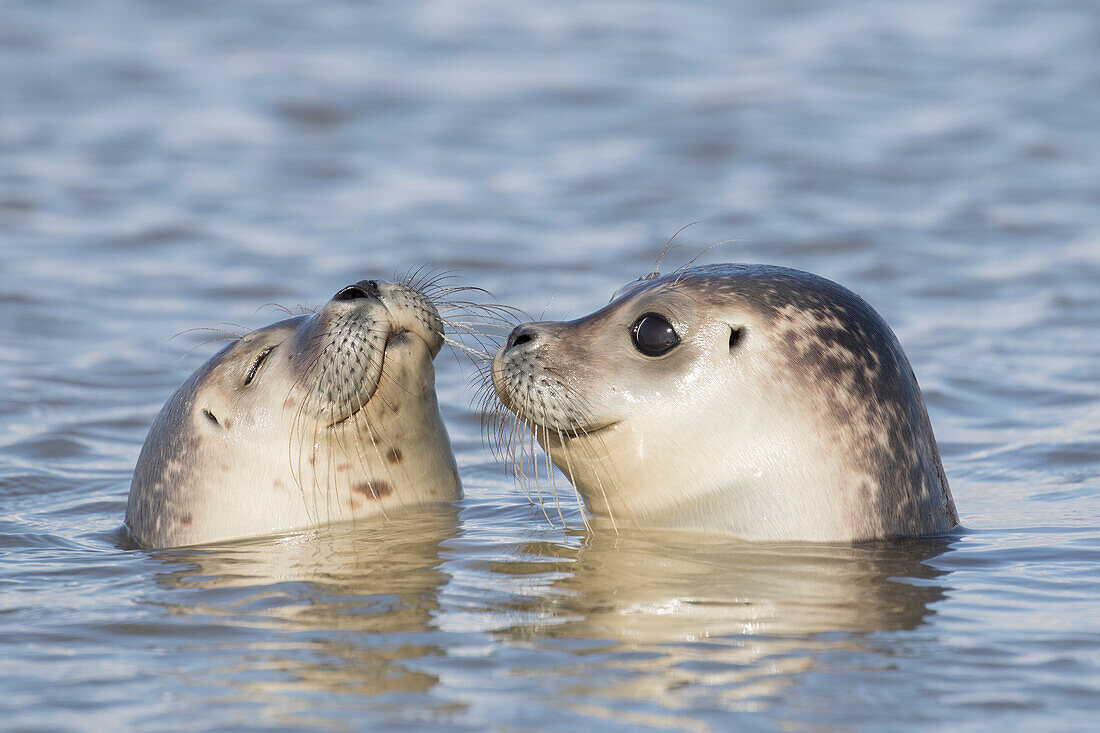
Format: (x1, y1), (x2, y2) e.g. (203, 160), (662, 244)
(2, 0), (1099, 730)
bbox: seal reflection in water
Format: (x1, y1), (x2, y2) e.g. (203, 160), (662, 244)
(127, 279), (461, 549)
(490, 264), (958, 542)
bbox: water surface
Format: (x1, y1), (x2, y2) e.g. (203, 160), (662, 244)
(2, 0), (1099, 730)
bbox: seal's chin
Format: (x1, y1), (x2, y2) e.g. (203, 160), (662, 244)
(514, 409), (620, 439)
(547, 418), (619, 438)
(327, 402), (370, 429)
(573, 419), (619, 436)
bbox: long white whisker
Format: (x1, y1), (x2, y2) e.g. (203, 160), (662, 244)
(556, 427), (591, 532)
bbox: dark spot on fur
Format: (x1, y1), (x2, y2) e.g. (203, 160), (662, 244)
(347, 498), (361, 510)
(352, 480), (393, 500)
(273, 479), (285, 490)
(386, 447), (402, 464)
(179, 514), (193, 526)
(337, 463), (351, 472)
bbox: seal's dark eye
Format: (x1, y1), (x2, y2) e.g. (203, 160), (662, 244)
(243, 346), (274, 387)
(631, 313), (680, 357)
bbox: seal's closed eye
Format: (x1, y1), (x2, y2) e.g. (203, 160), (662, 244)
(126, 278), (462, 549)
(631, 313), (680, 357)
(243, 346), (274, 387)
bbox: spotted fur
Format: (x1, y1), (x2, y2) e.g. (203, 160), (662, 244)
(491, 263), (958, 541)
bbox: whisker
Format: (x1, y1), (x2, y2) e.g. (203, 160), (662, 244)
(556, 427), (591, 532)
(669, 239), (744, 283)
(257, 302), (296, 317)
(172, 326), (247, 342)
(542, 423), (568, 528)
(180, 336), (242, 357)
(650, 221), (700, 278)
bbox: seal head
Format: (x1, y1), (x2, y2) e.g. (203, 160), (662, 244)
(491, 264), (957, 542)
(127, 279), (461, 548)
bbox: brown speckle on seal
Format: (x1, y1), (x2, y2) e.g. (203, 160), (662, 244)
(352, 480), (393, 500)
(179, 514), (193, 526)
(386, 448), (402, 464)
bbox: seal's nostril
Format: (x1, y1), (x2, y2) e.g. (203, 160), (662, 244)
(334, 280), (381, 301)
(506, 325), (538, 351)
(334, 285), (368, 301)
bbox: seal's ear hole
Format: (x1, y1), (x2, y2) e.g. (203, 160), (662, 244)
(202, 409), (223, 429)
(729, 326), (744, 351)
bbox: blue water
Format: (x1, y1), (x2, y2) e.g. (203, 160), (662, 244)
(2, 0), (1099, 729)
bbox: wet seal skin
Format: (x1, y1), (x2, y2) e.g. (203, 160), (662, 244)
(126, 279), (461, 549)
(490, 263), (958, 542)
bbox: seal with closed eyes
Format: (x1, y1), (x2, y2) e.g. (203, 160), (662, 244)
(490, 264), (957, 542)
(126, 279), (461, 549)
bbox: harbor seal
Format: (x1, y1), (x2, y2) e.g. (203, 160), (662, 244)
(490, 263), (958, 542)
(126, 279), (461, 549)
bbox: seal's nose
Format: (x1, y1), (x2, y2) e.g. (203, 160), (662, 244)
(334, 280), (381, 301)
(505, 323), (541, 352)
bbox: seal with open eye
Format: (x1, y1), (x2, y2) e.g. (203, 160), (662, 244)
(490, 264), (957, 542)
